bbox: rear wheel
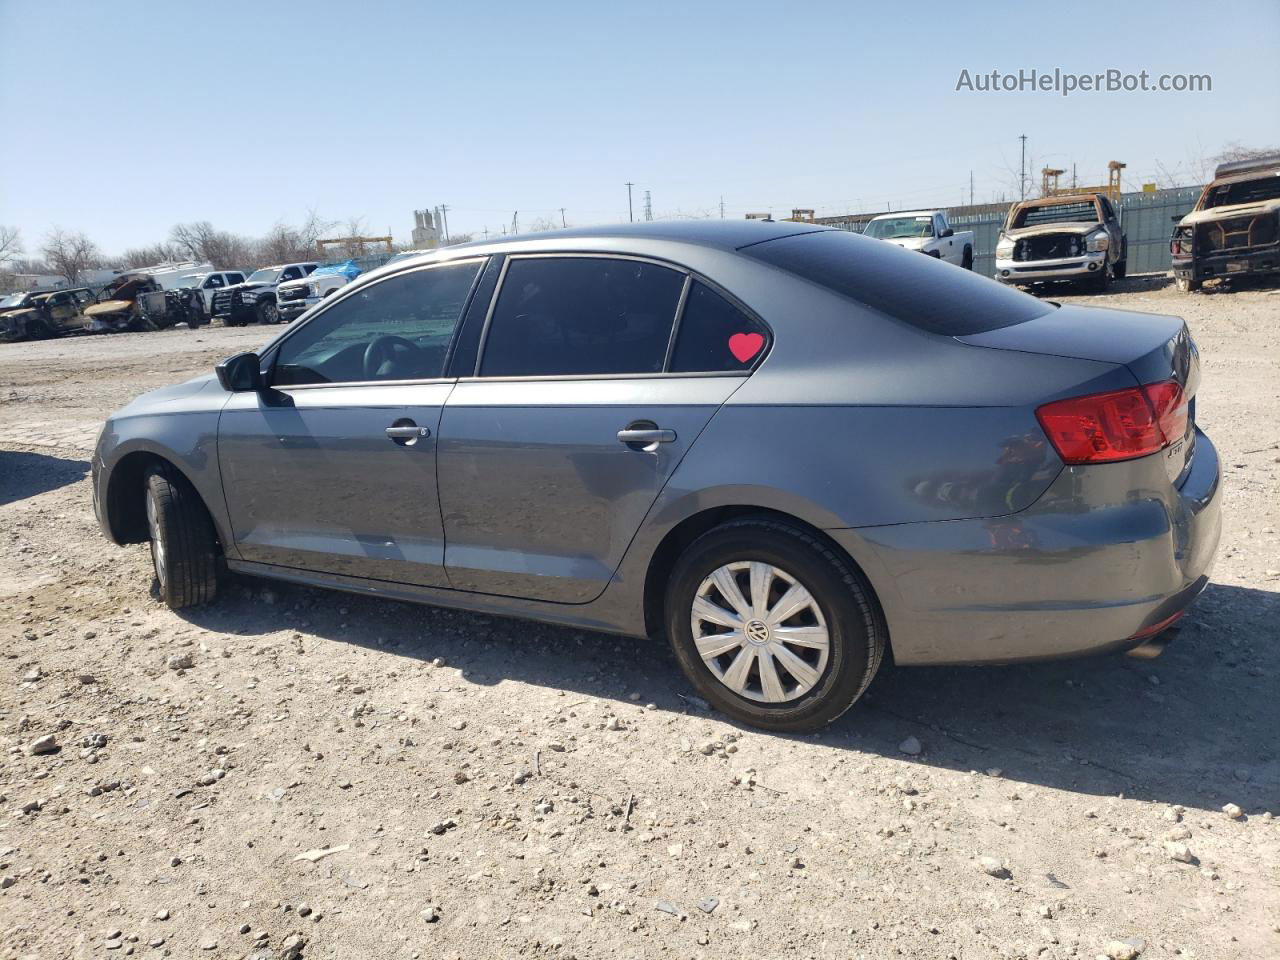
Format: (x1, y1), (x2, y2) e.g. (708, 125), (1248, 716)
(145, 465), (220, 609)
(961, 246), (973, 270)
(1175, 276), (1201, 293)
(665, 518), (886, 732)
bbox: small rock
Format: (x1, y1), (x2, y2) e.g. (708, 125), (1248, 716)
(200, 939), (217, 950)
(28, 734), (59, 755)
(450, 719), (467, 731)
(1164, 841), (1194, 863)
(605, 716), (623, 731)
(420, 905), (440, 923)
(81, 732), (108, 750)
(167, 653), (194, 671)
(22, 667), (43, 683)
(898, 736), (922, 756)
(654, 900), (680, 916)
(431, 657), (445, 667)
(78, 674), (97, 684)
(1164, 825), (1191, 841)
(240, 924), (252, 935)
(1104, 938), (1147, 960)
(154, 910), (170, 921)
(978, 856), (1011, 879)
(1222, 803), (1243, 819)
(534, 801), (554, 815)
(1, 876), (15, 889)
(280, 933), (307, 958)
(297, 904), (311, 918)
(698, 741), (716, 756)
(696, 896), (720, 914)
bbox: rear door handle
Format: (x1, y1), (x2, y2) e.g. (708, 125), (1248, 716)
(617, 428), (676, 445)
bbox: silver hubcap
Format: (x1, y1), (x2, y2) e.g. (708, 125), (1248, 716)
(146, 488), (166, 585)
(691, 561), (830, 704)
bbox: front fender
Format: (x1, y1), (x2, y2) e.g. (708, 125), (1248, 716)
(97, 410), (236, 555)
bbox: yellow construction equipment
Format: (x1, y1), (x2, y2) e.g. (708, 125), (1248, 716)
(1041, 161), (1126, 201)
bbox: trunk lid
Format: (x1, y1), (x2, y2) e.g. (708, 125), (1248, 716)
(958, 304), (1200, 482)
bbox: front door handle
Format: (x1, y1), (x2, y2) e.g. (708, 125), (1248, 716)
(386, 422), (430, 444)
(617, 427), (676, 446)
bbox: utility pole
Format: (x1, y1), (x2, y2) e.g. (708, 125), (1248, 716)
(559, 208), (566, 228)
(643, 190), (652, 221)
(1018, 134), (1028, 201)
(969, 170), (974, 206)
(719, 196), (725, 219)
(439, 204), (450, 244)
(511, 211), (518, 235)
(482, 227), (489, 239)
(625, 182), (634, 222)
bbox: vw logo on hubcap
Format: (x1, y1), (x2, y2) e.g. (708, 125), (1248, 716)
(745, 618), (771, 645)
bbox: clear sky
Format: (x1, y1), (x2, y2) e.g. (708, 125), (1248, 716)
(2, 0), (1277, 257)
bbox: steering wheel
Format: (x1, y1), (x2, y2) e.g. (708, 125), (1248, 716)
(362, 335), (422, 380)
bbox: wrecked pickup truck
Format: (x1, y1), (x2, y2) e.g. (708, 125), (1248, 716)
(0, 287), (96, 342)
(1171, 154), (1280, 292)
(82, 276), (170, 333)
(994, 193), (1126, 292)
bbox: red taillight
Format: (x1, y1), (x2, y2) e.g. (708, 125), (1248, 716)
(1036, 380), (1187, 464)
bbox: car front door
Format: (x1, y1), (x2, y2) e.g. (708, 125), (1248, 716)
(436, 256), (770, 603)
(217, 258), (487, 586)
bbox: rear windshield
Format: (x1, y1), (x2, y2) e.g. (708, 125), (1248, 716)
(743, 230), (1053, 336)
(1202, 175), (1280, 209)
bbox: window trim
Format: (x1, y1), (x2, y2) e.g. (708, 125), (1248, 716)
(260, 256), (489, 389)
(467, 252), (773, 382)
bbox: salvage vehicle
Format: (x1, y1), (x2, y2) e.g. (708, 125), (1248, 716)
(276, 260), (361, 322)
(92, 221), (1220, 732)
(0, 287), (95, 341)
(863, 210), (974, 269)
(83, 276), (165, 333)
(994, 194), (1126, 291)
(1170, 154), (1280, 292)
(176, 270), (248, 322)
(211, 262), (319, 326)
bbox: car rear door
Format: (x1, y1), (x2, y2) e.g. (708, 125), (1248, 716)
(217, 258), (487, 586)
(436, 256), (770, 603)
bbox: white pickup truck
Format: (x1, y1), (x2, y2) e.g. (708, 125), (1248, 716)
(863, 210), (974, 269)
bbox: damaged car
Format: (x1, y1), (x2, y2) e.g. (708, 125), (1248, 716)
(994, 193), (1126, 292)
(0, 287), (96, 342)
(1171, 154), (1280, 292)
(83, 276), (165, 333)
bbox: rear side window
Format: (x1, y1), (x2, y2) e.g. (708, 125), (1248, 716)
(744, 230), (1052, 336)
(670, 281), (769, 372)
(480, 257), (684, 377)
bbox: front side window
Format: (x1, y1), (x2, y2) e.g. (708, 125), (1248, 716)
(670, 282), (769, 373)
(272, 260), (483, 386)
(228, 273), (245, 284)
(479, 257), (684, 377)
(280, 267), (302, 282)
(205, 275), (224, 288)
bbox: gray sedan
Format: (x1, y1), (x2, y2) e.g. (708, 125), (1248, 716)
(92, 221), (1221, 731)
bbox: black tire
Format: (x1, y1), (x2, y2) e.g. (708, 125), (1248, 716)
(1090, 263), (1111, 293)
(145, 464), (220, 609)
(1175, 276), (1201, 293)
(961, 246), (973, 270)
(256, 298), (279, 325)
(1114, 258), (1127, 280)
(665, 517), (886, 732)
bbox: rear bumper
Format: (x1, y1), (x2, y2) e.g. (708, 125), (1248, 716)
(834, 428), (1222, 665)
(995, 251), (1107, 282)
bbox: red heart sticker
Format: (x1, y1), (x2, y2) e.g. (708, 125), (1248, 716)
(728, 332), (764, 363)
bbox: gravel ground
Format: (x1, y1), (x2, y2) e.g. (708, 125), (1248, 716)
(1, 275), (1278, 960)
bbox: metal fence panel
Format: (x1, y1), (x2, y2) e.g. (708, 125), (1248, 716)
(819, 186), (1203, 278)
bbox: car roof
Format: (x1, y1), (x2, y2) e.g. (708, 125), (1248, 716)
(384, 220), (834, 270)
(870, 210), (939, 219)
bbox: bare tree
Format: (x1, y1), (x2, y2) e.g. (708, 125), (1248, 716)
(0, 225), (21, 265)
(41, 229), (101, 285)
(170, 221), (254, 269)
(1215, 142), (1279, 165)
(118, 242), (184, 269)
(442, 232), (474, 247)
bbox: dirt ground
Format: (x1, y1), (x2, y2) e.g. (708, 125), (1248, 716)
(1, 275), (1277, 960)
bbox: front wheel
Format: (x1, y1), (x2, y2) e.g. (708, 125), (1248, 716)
(961, 246), (973, 270)
(256, 299), (279, 324)
(665, 518), (886, 732)
(145, 465), (220, 609)
(1175, 276), (1201, 293)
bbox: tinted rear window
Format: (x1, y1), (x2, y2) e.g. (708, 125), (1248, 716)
(743, 230), (1052, 336)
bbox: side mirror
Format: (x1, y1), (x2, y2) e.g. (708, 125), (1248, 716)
(216, 352), (264, 392)
(940, 227), (954, 238)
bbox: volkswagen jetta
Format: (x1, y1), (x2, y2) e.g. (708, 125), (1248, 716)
(92, 221), (1221, 731)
